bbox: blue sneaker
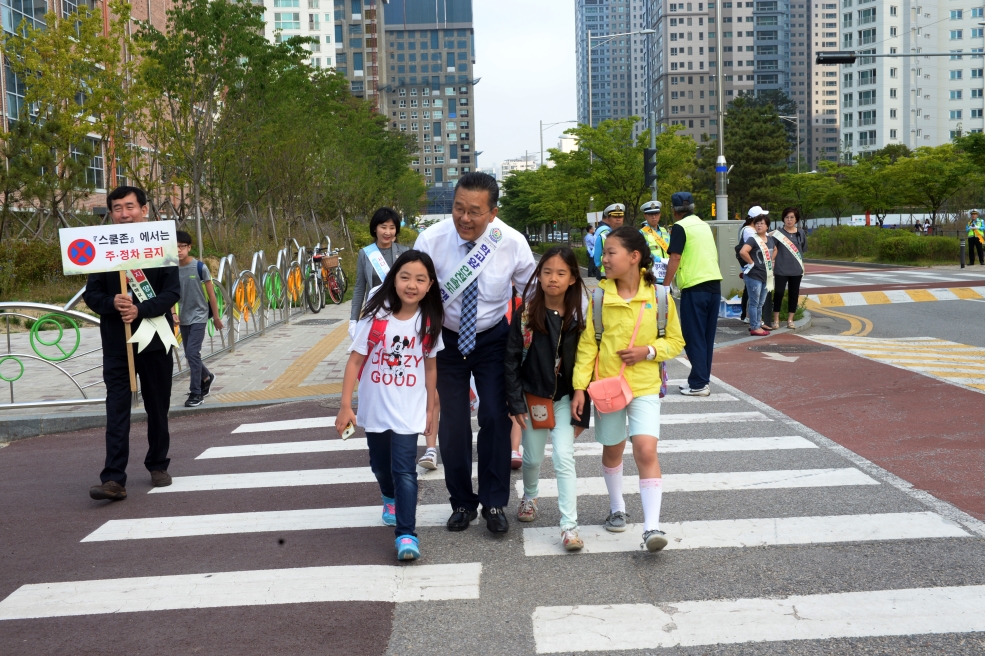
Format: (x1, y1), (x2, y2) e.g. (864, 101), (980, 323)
(382, 496), (396, 526)
(396, 535), (420, 560)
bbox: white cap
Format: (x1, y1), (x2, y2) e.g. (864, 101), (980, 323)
(603, 203), (626, 217)
(640, 200), (662, 214)
(747, 206), (769, 218)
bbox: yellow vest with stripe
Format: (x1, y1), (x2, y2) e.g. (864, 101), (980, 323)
(675, 215), (722, 290)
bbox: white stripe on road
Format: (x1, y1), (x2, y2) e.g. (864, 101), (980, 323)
(531, 585), (985, 653)
(543, 436), (818, 458)
(517, 468), (878, 498)
(197, 435), (471, 460)
(0, 563), (482, 620)
(522, 511), (968, 556)
(151, 463), (475, 493)
(82, 504), (458, 542)
(660, 392), (737, 403)
(589, 411), (769, 427)
(232, 417), (336, 434)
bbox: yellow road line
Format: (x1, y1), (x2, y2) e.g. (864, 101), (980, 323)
(951, 287), (985, 300)
(268, 321), (349, 390)
(967, 384), (985, 390)
(804, 300), (873, 336)
(860, 291), (891, 305)
(905, 289), (938, 302)
(815, 294), (846, 307)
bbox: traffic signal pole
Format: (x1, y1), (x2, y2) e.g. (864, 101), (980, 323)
(714, 0), (728, 222)
(649, 111), (657, 202)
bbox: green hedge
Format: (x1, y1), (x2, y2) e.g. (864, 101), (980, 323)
(809, 226), (959, 263)
(0, 240), (67, 296)
(530, 242), (590, 268)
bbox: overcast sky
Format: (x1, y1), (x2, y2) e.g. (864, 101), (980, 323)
(473, 0), (577, 169)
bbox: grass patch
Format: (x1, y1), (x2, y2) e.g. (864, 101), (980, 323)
(809, 226), (959, 264)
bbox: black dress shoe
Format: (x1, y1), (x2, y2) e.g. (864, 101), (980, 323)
(482, 506), (509, 533)
(447, 507), (478, 531)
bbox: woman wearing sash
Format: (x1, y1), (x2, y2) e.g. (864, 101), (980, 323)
(770, 207), (807, 330)
(738, 213), (777, 337)
(350, 208), (409, 338)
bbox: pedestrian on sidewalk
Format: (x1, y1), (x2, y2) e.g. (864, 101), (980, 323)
(571, 227), (684, 552)
(736, 213), (757, 323)
(349, 207), (410, 340)
(336, 250), (445, 561)
(414, 172), (536, 534)
(739, 213), (778, 337)
(662, 192), (723, 396)
(172, 231), (223, 408)
(593, 204), (625, 280)
(966, 210), (984, 265)
(770, 207), (807, 330)
(584, 225), (598, 278)
(84, 186), (180, 501)
(504, 246), (591, 551)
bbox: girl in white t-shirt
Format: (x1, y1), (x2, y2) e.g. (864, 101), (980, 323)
(336, 250), (444, 561)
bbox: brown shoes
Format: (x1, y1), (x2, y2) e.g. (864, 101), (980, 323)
(150, 470), (172, 487)
(89, 481), (127, 501)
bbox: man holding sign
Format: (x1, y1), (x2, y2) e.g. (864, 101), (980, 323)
(81, 186), (180, 501)
(414, 172), (535, 533)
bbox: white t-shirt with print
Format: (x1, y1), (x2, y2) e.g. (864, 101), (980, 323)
(349, 308), (444, 435)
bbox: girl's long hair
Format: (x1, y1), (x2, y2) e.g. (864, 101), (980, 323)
(521, 246), (586, 334)
(360, 249), (443, 346)
(606, 226), (658, 287)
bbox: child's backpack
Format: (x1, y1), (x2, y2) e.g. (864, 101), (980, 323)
(590, 285), (669, 398)
(357, 316), (434, 380)
(196, 260), (214, 320)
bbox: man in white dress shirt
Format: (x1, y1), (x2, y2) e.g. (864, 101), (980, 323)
(414, 172), (535, 533)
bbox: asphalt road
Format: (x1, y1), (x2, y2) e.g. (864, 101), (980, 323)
(806, 297), (985, 347)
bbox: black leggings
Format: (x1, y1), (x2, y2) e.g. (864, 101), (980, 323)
(773, 274), (802, 314)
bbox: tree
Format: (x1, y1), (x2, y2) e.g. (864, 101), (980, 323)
(894, 144), (978, 226)
(815, 160), (853, 225)
(774, 172), (828, 225)
(498, 168), (545, 233)
(842, 155), (900, 226)
(869, 143), (911, 163)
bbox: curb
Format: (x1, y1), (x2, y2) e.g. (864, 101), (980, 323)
(804, 258), (914, 269)
(0, 393), (344, 444)
(713, 310), (813, 350)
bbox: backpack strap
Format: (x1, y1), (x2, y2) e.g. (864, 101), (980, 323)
(654, 284), (667, 339)
(591, 286), (605, 346)
(196, 259), (207, 281)
(357, 317), (389, 379)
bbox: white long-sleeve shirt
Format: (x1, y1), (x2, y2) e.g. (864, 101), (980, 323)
(414, 217), (535, 333)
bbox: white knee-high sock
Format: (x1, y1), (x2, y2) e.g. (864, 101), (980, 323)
(639, 478), (663, 531)
(602, 463), (625, 513)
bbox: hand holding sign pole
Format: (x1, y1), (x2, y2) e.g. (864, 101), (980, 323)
(59, 220), (180, 395)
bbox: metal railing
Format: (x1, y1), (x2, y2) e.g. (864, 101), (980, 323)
(0, 237), (333, 411)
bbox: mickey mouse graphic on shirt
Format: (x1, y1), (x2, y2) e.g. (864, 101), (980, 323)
(384, 334), (410, 379)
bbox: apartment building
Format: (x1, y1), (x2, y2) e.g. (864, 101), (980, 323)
(809, 0), (842, 165)
(838, 0), (984, 158)
(261, 0), (339, 73)
(576, 0), (651, 129)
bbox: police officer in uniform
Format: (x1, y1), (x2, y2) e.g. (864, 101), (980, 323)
(639, 200), (671, 283)
(85, 186), (181, 501)
(592, 203), (625, 279)
(966, 209), (984, 266)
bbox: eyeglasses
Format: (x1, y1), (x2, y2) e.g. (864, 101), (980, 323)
(177, 243), (191, 249)
(454, 207), (492, 221)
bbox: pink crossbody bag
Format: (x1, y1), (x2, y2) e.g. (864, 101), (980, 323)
(586, 302), (646, 414)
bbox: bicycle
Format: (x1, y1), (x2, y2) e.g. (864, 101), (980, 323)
(318, 247), (347, 304)
(304, 249), (326, 313)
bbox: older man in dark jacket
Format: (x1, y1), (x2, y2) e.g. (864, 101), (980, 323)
(84, 186), (180, 501)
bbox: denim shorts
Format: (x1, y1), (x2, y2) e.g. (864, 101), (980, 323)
(593, 394), (662, 446)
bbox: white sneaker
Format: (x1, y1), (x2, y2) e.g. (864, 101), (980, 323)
(417, 447), (438, 470)
(680, 385), (711, 396)
(678, 383), (690, 391)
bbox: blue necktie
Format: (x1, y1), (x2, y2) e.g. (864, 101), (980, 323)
(458, 241), (479, 356)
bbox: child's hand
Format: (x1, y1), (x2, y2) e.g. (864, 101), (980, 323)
(213, 318), (224, 331)
(571, 390), (585, 420)
(335, 408), (356, 435)
(617, 346), (651, 366)
(511, 413), (528, 430)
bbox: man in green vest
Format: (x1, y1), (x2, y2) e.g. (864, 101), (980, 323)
(663, 191), (722, 396)
(966, 209), (984, 266)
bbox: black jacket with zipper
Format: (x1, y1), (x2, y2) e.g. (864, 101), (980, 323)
(504, 306), (591, 427)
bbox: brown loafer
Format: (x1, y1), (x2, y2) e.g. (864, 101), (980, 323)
(150, 470), (172, 487)
(89, 480), (127, 501)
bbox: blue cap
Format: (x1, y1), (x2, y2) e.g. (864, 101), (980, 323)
(671, 191), (694, 207)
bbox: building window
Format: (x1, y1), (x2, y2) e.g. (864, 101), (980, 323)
(950, 9), (962, 19)
(972, 109), (984, 118)
(858, 90), (876, 105)
(950, 90), (963, 100)
(889, 129), (897, 139)
(889, 88), (897, 98)
(274, 0), (299, 6)
(843, 112), (853, 127)
(950, 110), (962, 120)
(859, 110), (876, 125)
(274, 12), (300, 29)
(972, 69), (984, 78)
(950, 70), (963, 80)
(950, 30), (963, 40)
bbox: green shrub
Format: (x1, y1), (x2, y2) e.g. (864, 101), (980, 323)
(0, 240), (64, 295)
(810, 226), (959, 263)
(530, 242), (589, 268)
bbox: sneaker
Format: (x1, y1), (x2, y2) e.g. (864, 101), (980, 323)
(680, 385), (711, 396)
(511, 450), (523, 470)
(89, 480), (126, 501)
(150, 470), (172, 487)
(678, 383), (690, 391)
(382, 496), (396, 526)
(517, 496), (538, 522)
(642, 529), (669, 552)
(201, 374), (216, 397)
(741, 316), (749, 324)
(184, 394), (203, 407)
(417, 447), (438, 470)
(395, 535), (420, 560)
(604, 510), (629, 533)
(561, 529), (584, 551)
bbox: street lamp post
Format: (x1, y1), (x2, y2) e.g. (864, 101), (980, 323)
(779, 114), (800, 173)
(714, 0), (728, 221)
(540, 120), (578, 168)
(587, 28), (656, 127)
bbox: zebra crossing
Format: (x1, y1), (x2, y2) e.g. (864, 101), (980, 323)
(800, 268), (985, 290)
(0, 362), (982, 654)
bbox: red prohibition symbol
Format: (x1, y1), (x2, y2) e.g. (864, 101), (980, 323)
(68, 239), (96, 266)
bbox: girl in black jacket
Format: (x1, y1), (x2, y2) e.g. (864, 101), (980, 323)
(504, 247), (591, 551)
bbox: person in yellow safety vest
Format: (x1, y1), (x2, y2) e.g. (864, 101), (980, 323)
(593, 203), (625, 279)
(639, 200), (670, 284)
(966, 209), (984, 266)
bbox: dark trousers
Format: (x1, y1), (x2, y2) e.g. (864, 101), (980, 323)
(367, 430), (419, 538)
(679, 289), (720, 390)
(180, 323), (212, 395)
(436, 317), (512, 511)
(101, 349), (173, 486)
(773, 274), (803, 314)
(968, 237), (984, 265)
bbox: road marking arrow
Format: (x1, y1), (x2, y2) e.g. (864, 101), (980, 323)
(762, 352), (799, 363)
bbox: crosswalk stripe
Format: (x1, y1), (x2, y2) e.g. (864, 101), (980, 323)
(544, 436), (818, 457)
(0, 563), (483, 620)
(521, 511), (969, 557)
(905, 288), (937, 302)
(531, 585), (985, 653)
(151, 463), (474, 493)
(808, 287), (984, 306)
(618, 411), (769, 425)
(232, 417), (335, 434)
(660, 392), (737, 403)
(516, 467), (878, 498)
(81, 504), (459, 542)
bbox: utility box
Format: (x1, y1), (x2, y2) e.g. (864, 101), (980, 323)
(705, 219), (744, 296)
